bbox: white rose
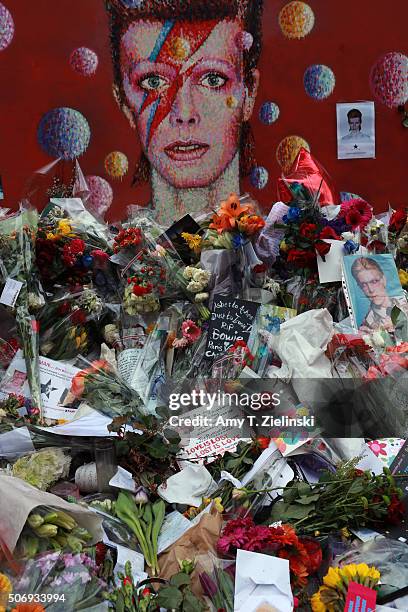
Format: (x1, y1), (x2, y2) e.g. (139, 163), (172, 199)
(195, 292), (209, 302)
(187, 280), (204, 293)
(183, 266), (195, 280)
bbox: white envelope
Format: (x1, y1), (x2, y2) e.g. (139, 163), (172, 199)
(234, 549), (294, 612)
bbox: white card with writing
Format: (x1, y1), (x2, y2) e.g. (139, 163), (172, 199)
(0, 278), (24, 307)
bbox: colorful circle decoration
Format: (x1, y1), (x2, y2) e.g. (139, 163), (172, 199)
(37, 107), (91, 160)
(370, 52), (408, 108)
(250, 166), (269, 190)
(0, 2), (14, 51)
(259, 102), (280, 125)
(276, 136), (310, 174)
(279, 1), (315, 40)
(304, 64), (335, 100)
(69, 47), (98, 77)
(85, 176), (113, 215)
(104, 151), (129, 179)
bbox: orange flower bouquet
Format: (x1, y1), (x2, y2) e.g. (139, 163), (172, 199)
(70, 358), (146, 418)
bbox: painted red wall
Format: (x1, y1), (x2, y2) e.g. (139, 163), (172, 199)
(0, 0), (407, 220)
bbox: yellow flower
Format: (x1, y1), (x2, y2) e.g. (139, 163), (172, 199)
(310, 588), (327, 612)
(80, 331), (87, 342)
(0, 573), (12, 610)
(297, 406), (309, 417)
(399, 268), (408, 288)
(57, 219), (72, 235)
(182, 232), (202, 251)
(46, 232), (56, 240)
(323, 566), (341, 589)
(340, 527), (351, 539)
(340, 563), (357, 582)
(75, 336), (82, 348)
(367, 566), (380, 582)
(213, 497), (224, 513)
(280, 240), (289, 253)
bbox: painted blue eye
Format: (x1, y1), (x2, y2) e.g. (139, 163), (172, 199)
(201, 72), (228, 89)
(139, 74), (168, 91)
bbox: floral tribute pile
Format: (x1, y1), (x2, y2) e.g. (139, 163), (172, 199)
(0, 155), (407, 611)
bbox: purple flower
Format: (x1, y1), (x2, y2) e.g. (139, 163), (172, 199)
(62, 572), (77, 585)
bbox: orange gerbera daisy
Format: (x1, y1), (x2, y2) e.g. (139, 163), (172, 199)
(237, 214), (265, 235)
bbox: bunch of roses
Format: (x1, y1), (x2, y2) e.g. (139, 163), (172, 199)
(182, 266), (211, 302)
(217, 518), (322, 588)
(70, 359), (110, 398)
(172, 319), (202, 349)
(389, 208), (407, 235)
(113, 227), (143, 253)
(280, 205), (342, 269)
(365, 343), (408, 379)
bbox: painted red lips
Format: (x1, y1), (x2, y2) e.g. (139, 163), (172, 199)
(164, 140), (210, 162)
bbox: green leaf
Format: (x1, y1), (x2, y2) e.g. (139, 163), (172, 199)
(282, 503), (315, 520)
(157, 586), (184, 610)
(296, 482), (313, 497)
(182, 589), (207, 612)
(116, 591), (125, 612)
(296, 494), (320, 504)
(148, 437), (170, 459)
(164, 428), (181, 444)
(348, 479), (365, 495)
(170, 572), (191, 588)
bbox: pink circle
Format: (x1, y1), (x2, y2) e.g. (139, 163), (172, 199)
(0, 2), (14, 51)
(370, 52), (408, 108)
(70, 47), (98, 77)
(85, 175), (113, 216)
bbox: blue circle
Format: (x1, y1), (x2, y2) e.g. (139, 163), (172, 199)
(37, 107), (91, 160)
(250, 166), (269, 190)
(304, 65), (335, 100)
(259, 102), (280, 125)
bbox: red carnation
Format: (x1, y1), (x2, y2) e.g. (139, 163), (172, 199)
(69, 238), (86, 255)
(315, 241), (331, 259)
(299, 537), (322, 573)
(299, 222), (317, 240)
(132, 284), (150, 296)
(319, 226), (341, 240)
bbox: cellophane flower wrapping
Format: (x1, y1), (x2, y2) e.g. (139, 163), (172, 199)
(9, 447), (71, 491)
(69, 356), (146, 419)
(38, 288), (106, 360)
(0, 207), (44, 422)
(9, 551), (106, 611)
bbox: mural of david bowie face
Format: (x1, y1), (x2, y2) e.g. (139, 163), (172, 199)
(119, 18), (259, 190)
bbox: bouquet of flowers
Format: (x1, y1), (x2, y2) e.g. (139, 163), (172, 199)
(270, 462), (405, 537)
(0, 207), (44, 422)
(38, 288), (106, 360)
(70, 358), (146, 419)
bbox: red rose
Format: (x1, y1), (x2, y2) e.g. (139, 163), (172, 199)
(387, 494), (405, 525)
(287, 249), (316, 268)
(69, 238), (86, 255)
(70, 309), (87, 325)
(389, 209), (407, 233)
(256, 436), (270, 450)
(319, 226), (341, 240)
(132, 284), (150, 296)
(315, 241), (331, 258)
(253, 263), (267, 273)
(299, 222), (317, 240)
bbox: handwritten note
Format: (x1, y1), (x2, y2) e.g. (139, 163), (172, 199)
(205, 296), (259, 359)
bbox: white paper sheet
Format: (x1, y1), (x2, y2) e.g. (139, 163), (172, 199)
(158, 462), (217, 506)
(234, 549), (293, 612)
(0, 426), (35, 459)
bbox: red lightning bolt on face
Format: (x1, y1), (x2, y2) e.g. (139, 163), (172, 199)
(139, 20), (219, 150)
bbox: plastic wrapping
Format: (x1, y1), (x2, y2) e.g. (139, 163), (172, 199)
(7, 551), (105, 611)
(69, 356), (146, 419)
(9, 447), (71, 491)
(39, 288), (107, 360)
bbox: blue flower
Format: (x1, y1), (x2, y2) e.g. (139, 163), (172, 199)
(233, 233), (245, 249)
(82, 254), (94, 268)
(343, 239), (358, 254)
(283, 206), (301, 224)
